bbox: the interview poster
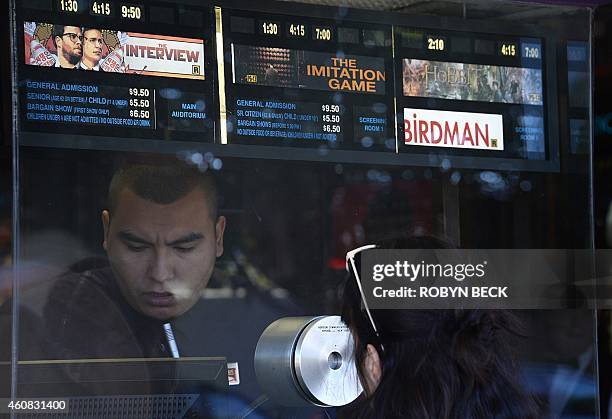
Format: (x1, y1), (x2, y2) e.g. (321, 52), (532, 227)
(403, 59), (543, 106)
(24, 22), (205, 80)
(232, 44), (386, 95)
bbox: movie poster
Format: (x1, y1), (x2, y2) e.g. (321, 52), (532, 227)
(404, 108), (504, 151)
(24, 22), (205, 80)
(403, 59), (543, 106)
(232, 44), (386, 94)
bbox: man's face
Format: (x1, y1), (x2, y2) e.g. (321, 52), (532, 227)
(102, 187), (226, 320)
(56, 26), (82, 64)
(83, 29), (103, 65)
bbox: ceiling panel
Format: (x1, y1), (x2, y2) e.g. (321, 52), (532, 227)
(275, 0), (588, 20)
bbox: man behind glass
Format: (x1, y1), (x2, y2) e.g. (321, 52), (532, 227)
(44, 164), (226, 359)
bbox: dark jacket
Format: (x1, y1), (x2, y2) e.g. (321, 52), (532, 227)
(44, 267), (169, 360)
(41, 266), (291, 406)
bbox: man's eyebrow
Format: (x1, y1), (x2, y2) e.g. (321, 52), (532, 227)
(118, 231), (152, 245)
(167, 233), (204, 246)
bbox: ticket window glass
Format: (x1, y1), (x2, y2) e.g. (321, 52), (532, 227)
(0, 0), (599, 418)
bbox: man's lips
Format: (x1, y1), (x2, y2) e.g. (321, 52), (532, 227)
(143, 292), (175, 307)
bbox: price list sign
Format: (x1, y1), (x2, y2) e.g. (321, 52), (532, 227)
(23, 81), (156, 129)
(234, 100), (343, 142)
(17, 2), (217, 144)
(222, 8), (395, 151)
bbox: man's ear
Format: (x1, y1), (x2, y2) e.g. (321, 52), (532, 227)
(215, 215), (226, 257)
(363, 344), (382, 395)
(101, 210), (110, 251)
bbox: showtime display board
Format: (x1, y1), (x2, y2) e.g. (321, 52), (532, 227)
(395, 25), (551, 162)
(15, 0), (560, 171)
(18, 0), (217, 142)
(221, 7), (395, 151)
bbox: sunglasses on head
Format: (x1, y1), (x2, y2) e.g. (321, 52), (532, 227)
(345, 244), (385, 351)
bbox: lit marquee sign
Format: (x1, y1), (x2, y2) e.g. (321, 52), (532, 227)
(16, 0), (558, 170)
(395, 26), (549, 164)
(404, 108), (504, 151)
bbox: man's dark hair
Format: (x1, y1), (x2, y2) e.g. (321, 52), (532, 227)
(107, 165), (219, 220)
(52, 25), (67, 49)
(82, 28), (102, 38)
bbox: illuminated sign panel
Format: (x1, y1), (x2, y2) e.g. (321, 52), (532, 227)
(16, 0), (557, 170)
(25, 23), (205, 79)
(402, 59), (543, 106)
(24, 81), (156, 129)
(122, 33), (205, 79)
(223, 9), (395, 151)
(233, 45), (386, 94)
(18, 3), (216, 142)
(395, 27), (547, 162)
(404, 108), (504, 151)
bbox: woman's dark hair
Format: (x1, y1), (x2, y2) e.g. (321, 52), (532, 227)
(341, 235), (540, 419)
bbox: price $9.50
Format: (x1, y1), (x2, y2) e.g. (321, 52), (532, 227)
(129, 88), (150, 97)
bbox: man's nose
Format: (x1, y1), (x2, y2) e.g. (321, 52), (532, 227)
(149, 249), (173, 283)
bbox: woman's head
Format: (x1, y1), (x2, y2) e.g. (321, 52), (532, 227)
(341, 235), (539, 419)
